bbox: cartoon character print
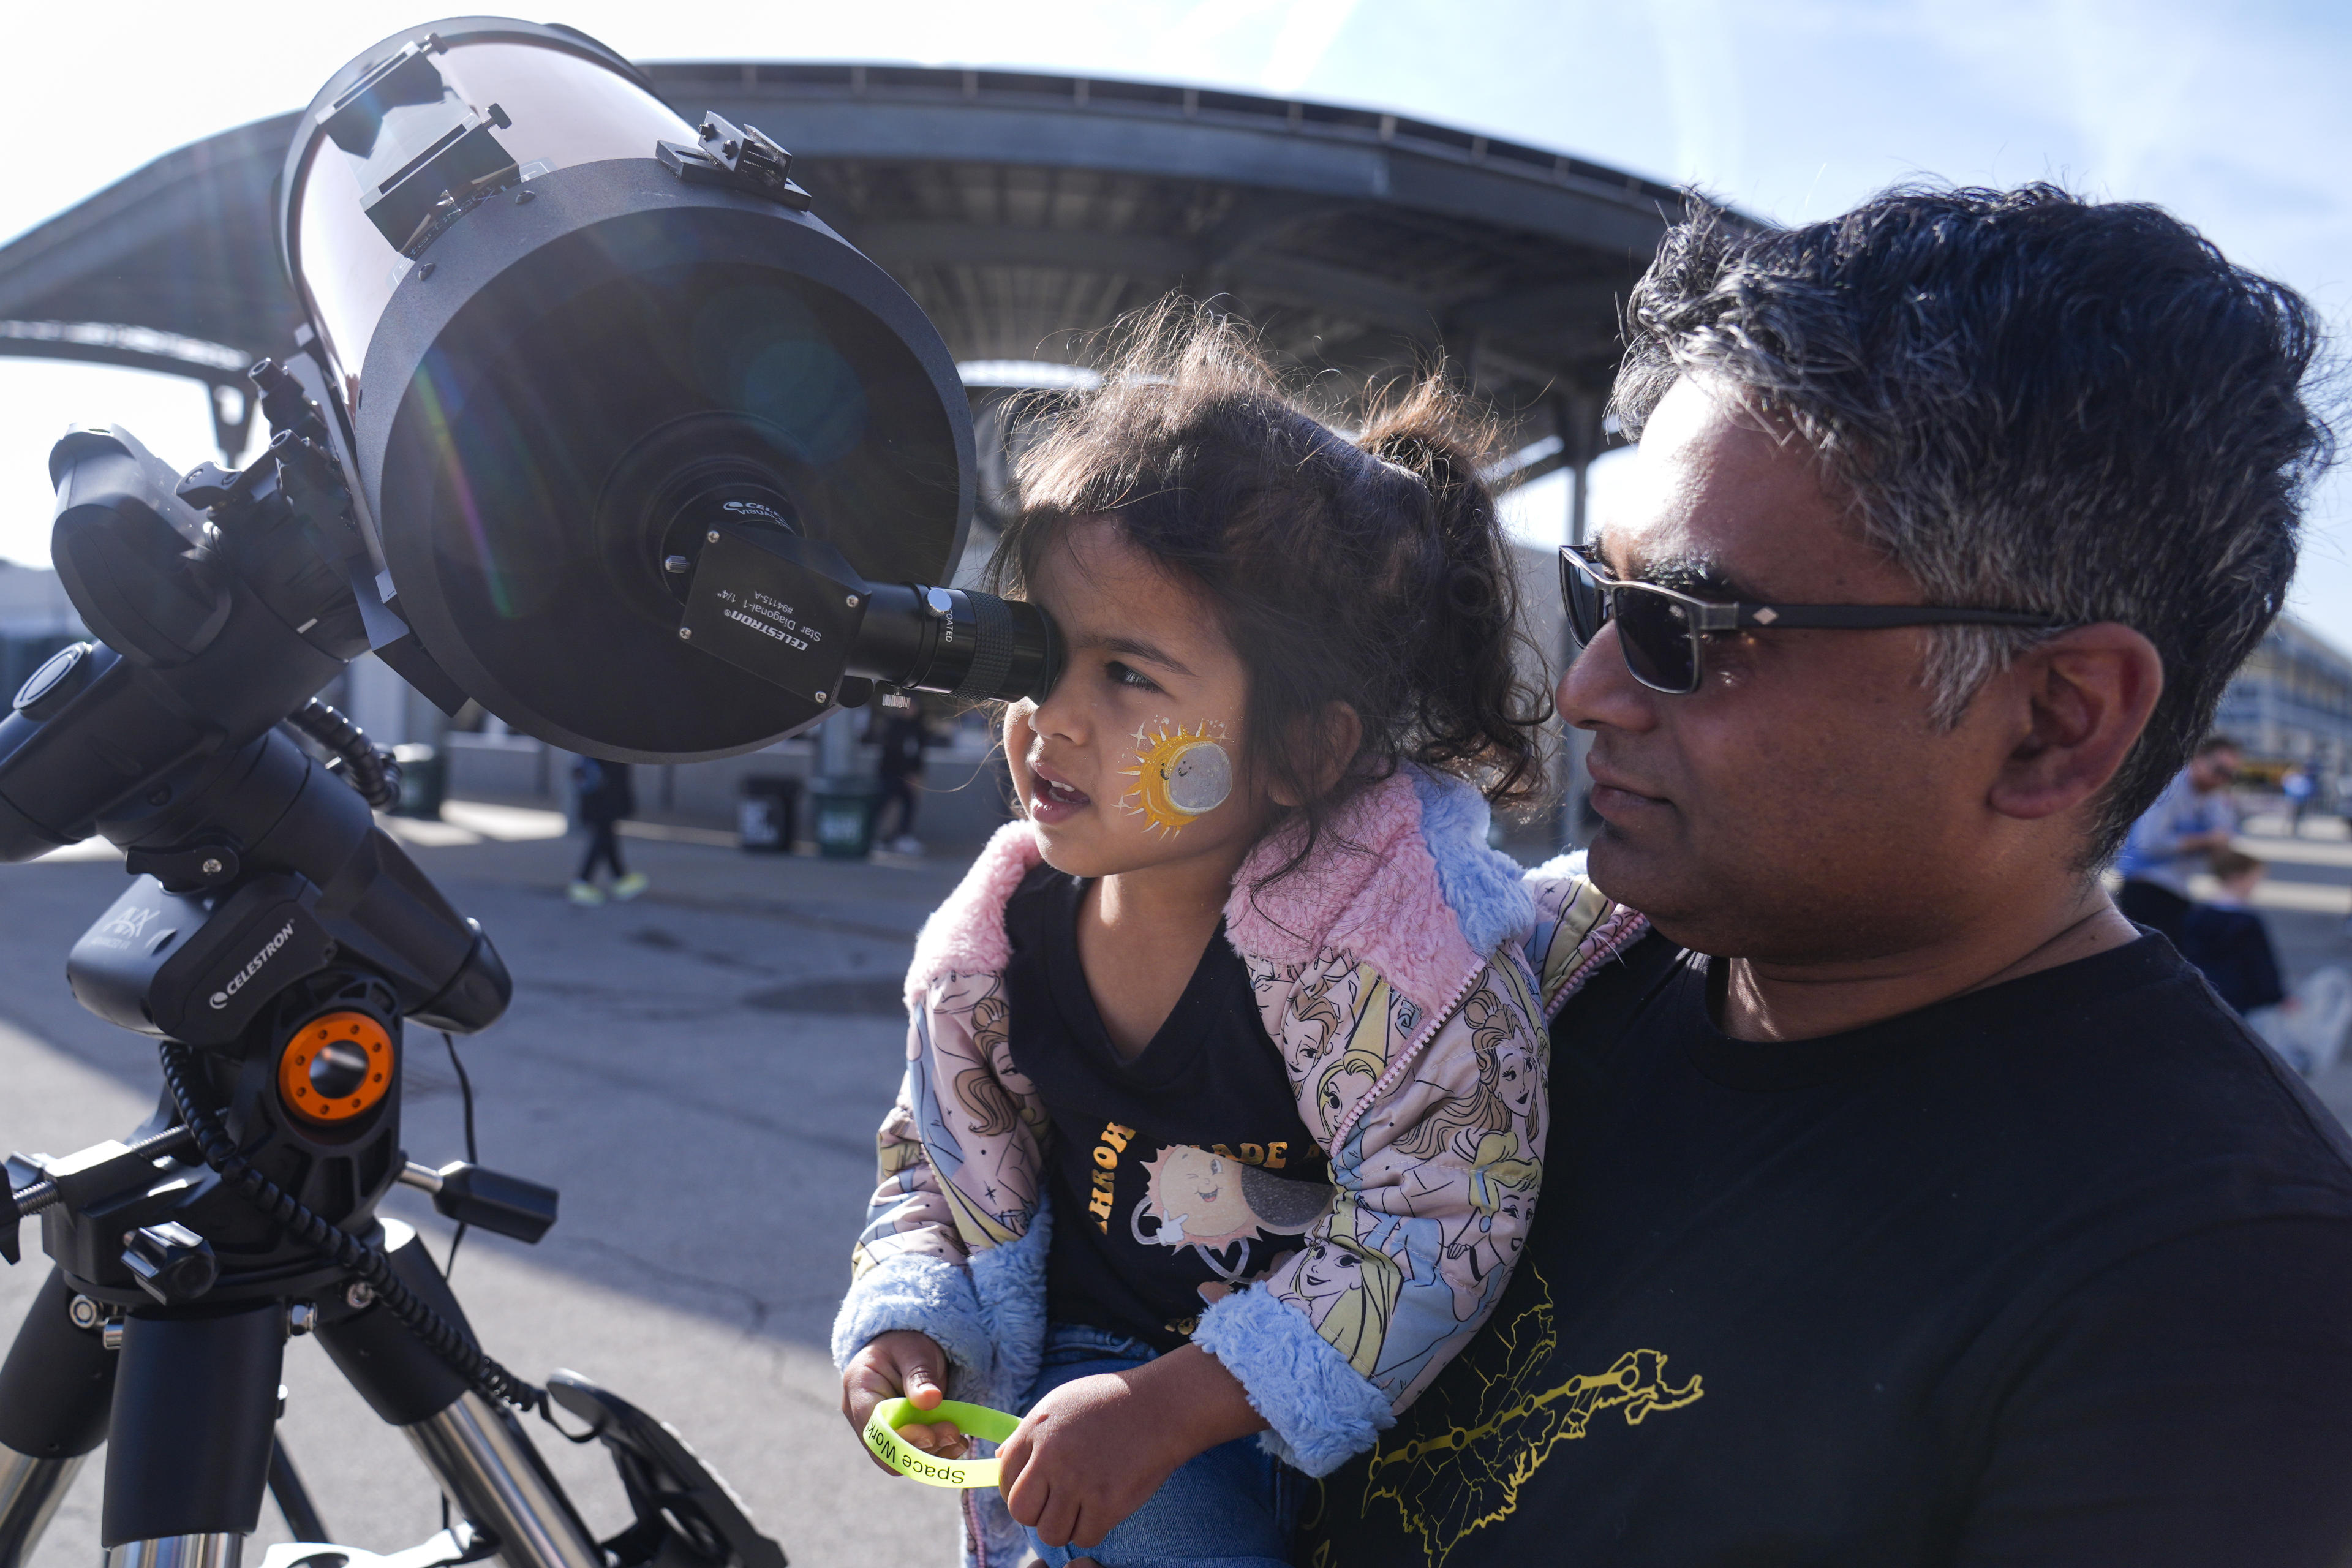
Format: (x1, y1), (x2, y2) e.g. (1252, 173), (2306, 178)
(1279, 1193), (1406, 1379)
(850, 1087), (968, 1278)
(1253, 952), (1371, 1082)
(1257, 962), (1550, 1404)
(1315, 1042), (1387, 1144)
(1388, 982), (1520, 1163)
(1442, 1131), (1540, 1320)
(1305, 974), (1430, 1142)
(864, 970), (1052, 1259)
(1129, 1144), (1330, 1294)
(1524, 873), (1629, 1015)
(1279, 958), (1349, 1076)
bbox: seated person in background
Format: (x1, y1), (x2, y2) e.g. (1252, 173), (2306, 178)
(2114, 732), (2241, 943)
(2179, 850), (2286, 1014)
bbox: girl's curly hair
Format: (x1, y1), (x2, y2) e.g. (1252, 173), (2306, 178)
(990, 297), (1551, 884)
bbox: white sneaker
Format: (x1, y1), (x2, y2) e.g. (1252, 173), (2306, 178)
(567, 880), (605, 907)
(888, 835), (925, 856)
(612, 872), (649, 902)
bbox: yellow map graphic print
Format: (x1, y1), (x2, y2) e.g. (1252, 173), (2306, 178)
(1361, 1268), (1703, 1566)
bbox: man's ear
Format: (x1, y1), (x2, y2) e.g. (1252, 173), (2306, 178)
(1985, 623), (2164, 823)
(1267, 703), (1364, 809)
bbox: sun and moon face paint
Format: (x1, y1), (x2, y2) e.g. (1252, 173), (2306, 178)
(1121, 719), (1235, 837)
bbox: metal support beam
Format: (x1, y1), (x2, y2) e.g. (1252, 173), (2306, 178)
(0, 322), (255, 465)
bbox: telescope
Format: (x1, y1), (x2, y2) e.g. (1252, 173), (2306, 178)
(0, 18), (1062, 1568)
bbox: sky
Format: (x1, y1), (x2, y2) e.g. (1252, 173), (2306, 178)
(0, 0), (2343, 650)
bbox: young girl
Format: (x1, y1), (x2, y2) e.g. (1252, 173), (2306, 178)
(834, 302), (1644, 1566)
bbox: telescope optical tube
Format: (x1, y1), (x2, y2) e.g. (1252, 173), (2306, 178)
(279, 18), (1061, 761)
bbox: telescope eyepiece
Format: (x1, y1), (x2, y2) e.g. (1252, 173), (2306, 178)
(850, 586), (1061, 706)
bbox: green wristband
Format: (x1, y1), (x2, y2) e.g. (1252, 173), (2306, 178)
(862, 1397), (1024, 1488)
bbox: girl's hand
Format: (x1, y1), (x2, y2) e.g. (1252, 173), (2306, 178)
(997, 1345), (1267, 1550)
(997, 1373), (1184, 1550)
(840, 1330), (965, 1473)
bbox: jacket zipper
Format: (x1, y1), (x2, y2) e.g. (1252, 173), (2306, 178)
(1542, 907), (1652, 1018)
(1329, 905), (1651, 1151)
(1329, 958), (1494, 1152)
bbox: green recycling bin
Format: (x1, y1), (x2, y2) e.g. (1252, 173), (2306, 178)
(391, 743), (445, 820)
(809, 776), (884, 859)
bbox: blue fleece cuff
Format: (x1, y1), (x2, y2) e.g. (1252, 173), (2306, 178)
(968, 1202), (1052, 1409)
(1194, 1284), (1395, 1477)
(831, 1253), (993, 1403)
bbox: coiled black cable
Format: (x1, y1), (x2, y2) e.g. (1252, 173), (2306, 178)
(157, 1040), (545, 1414)
(285, 698), (402, 811)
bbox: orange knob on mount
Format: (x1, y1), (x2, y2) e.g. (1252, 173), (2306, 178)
(278, 1011), (394, 1125)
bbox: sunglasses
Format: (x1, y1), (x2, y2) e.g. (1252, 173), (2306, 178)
(1559, 543), (2063, 696)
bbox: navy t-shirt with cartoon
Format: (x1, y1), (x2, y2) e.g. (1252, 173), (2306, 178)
(1001, 863), (1332, 1352)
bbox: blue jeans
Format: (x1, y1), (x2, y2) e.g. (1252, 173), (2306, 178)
(1016, 1323), (1298, 1567)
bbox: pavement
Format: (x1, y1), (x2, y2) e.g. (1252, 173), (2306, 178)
(2, 805), (2348, 1568)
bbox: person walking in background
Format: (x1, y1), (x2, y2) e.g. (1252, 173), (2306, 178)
(866, 694), (932, 856)
(2283, 764), (2315, 832)
(2178, 850), (2286, 1015)
(2114, 733), (2241, 943)
(569, 756), (646, 906)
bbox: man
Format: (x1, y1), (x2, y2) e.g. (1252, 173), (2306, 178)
(2114, 734), (2243, 940)
(1300, 186), (2352, 1564)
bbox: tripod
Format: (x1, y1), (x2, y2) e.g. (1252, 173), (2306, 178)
(0, 364), (785, 1568)
(0, 717), (783, 1568)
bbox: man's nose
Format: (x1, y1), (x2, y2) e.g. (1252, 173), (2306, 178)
(1557, 624), (1657, 733)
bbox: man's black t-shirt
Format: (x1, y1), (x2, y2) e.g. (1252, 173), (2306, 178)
(1302, 932), (2352, 1566)
(1002, 864), (1330, 1352)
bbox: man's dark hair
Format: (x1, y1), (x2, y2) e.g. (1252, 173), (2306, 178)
(1613, 183), (2332, 863)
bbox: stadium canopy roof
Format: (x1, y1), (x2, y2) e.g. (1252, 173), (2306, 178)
(0, 62), (1697, 489)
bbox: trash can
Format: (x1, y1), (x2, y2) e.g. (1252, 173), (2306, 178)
(738, 776), (801, 853)
(809, 776), (884, 859)
(391, 743), (445, 820)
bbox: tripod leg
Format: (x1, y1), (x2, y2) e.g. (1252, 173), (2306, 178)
(101, 1302), (282, 1568)
(402, 1395), (602, 1568)
(265, 1441), (328, 1545)
(317, 1225), (600, 1568)
(0, 1269), (117, 1568)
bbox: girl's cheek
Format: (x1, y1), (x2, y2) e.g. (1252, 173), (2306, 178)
(1003, 705), (1036, 764)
